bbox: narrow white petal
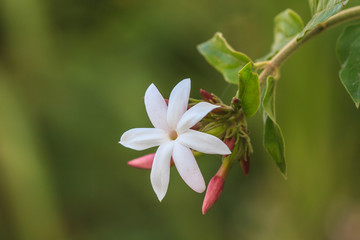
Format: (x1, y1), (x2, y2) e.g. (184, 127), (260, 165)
(172, 142), (205, 193)
(120, 128), (168, 150)
(150, 142), (174, 201)
(177, 102), (219, 133)
(167, 78), (191, 129)
(177, 129), (231, 155)
(144, 83), (169, 131)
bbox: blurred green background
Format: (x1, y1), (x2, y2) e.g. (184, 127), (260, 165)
(0, 0), (360, 239)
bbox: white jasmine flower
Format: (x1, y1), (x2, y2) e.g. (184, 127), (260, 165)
(120, 79), (231, 201)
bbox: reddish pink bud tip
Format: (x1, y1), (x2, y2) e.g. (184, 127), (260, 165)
(212, 107), (227, 115)
(128, 154), (175, 169)
(240, 158), (250, 176)
(127, 153), (155, 169)
(200, 89), (214, 102)
(191, 123), (201, 130)
(202, 175), (225, 215)
(223, 137), (236, 157)
(231, 97), (241, 110)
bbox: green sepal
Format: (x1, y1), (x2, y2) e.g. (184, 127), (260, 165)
(262, 76), (287, 177)
(337, 24), (360, 108)
(298, 0), (349, 40)
(260, 9), (304, 60)
(237, 62), (260, 117)
(198, 32), (251, 85)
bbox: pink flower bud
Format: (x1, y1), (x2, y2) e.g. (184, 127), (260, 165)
(200, 89), (215, 102)
(232, 97), (239, 105)
(223, 137), (236, 157)
(240, 155), (250, 176)
(127, 153), (155, 169)
(211, 107), (228, 115)
(231, 97), (241, 110)
(190, 122), (201, 130)
(128, 153), (175, 169)
(202, 175), (225, 215)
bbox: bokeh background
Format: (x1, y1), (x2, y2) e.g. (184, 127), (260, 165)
(0, 0), (360, 239)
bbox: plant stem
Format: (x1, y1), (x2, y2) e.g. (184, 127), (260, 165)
(259, 6), (360, 84)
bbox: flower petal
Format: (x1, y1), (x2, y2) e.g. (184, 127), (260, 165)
(120, 128), (168, 150)
(177, 102), (219, 133)
(172, 142), (205, 193)
(145, 83), (169, 131)
(167, 78), (191, 129)
(177, 129), (231, 155)
(150, 142), (174, 201)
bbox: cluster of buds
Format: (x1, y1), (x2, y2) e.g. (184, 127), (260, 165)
(127, 88), (253, 214)
(194, 89), (253, 214)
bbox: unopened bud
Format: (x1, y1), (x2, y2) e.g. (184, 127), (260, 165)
(200, 89), (215, 102)
(191, 122), (204, 130)
(202, 175), (225, 215)
(232, 97), (239, 105)
(224, 137), (236, 156)
(128, 153), (174, 169)
(128, 153), (155, 169)
(202, 155), (231, 214)
(231, 97), (241, 110)
(240, 154), (250, 176)
(211, 107), (228, 115)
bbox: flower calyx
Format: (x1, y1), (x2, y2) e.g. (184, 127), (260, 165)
(196, 90), (254, 214)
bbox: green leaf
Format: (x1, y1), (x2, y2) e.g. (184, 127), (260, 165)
(298, 0), (349, 39)
(337, 24), (360, 63)
(261, 9), (304, 60)
(337, 24), (360, 108)
(198, 32), (251, 84)
(264, 116), (286, 175)
(262, 76), (276, 120)
(237, 62), (260, 117)
(262, 76), (286, 176)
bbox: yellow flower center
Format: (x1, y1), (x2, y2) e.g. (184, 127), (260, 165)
(169, 130), (178, 140)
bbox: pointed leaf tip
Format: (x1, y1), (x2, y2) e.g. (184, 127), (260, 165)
(264, 116), (287, 176)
